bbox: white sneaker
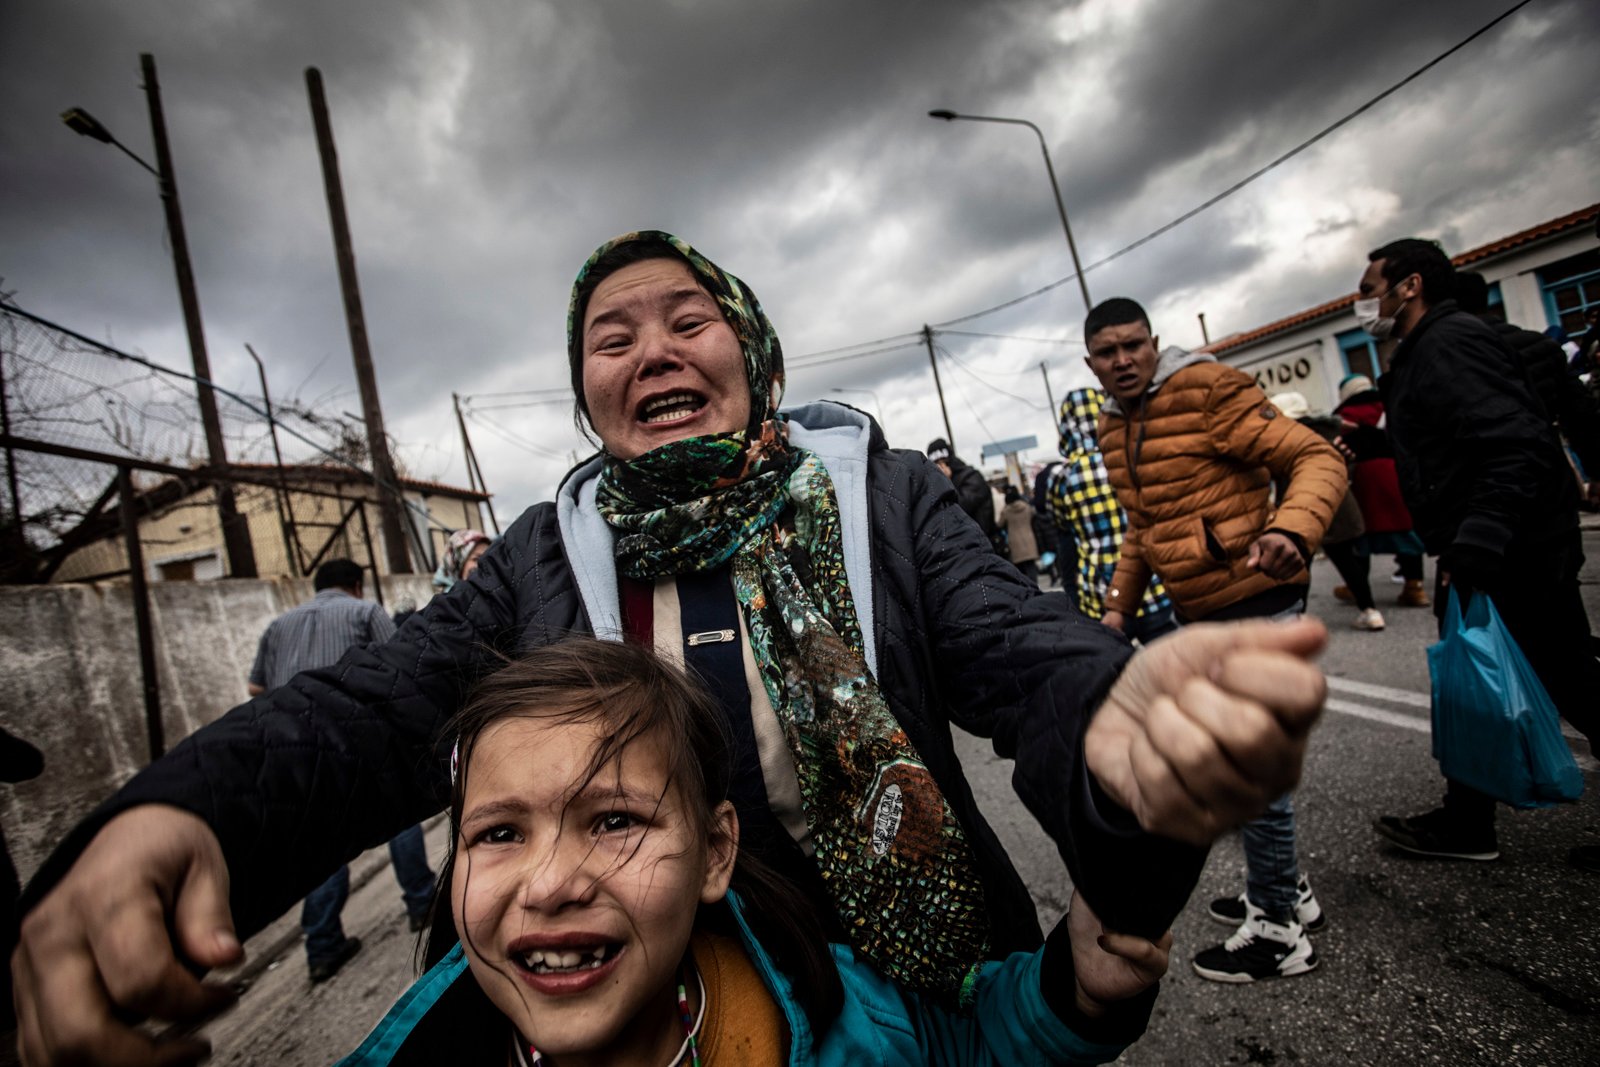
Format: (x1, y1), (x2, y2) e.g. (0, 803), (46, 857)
(1353, 608), (1386, 631)
(1208, 875), (1325, 932)
(1193, 903), (1318, 983)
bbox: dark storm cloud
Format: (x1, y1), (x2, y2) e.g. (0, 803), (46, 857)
(3, 0), (1596, 514)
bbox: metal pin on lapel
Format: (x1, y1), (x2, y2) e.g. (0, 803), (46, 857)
(686, 629), (736, 647)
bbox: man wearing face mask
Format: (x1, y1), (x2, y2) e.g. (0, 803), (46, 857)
(1357, 238), (1600, 871)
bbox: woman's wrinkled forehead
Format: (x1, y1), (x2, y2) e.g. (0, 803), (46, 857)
(566, 230), (784, 421)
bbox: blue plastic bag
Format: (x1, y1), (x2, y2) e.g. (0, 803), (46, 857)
(1427, 586), (1583, 808)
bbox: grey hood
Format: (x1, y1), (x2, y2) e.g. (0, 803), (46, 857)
(1101, 346), (1216, 416)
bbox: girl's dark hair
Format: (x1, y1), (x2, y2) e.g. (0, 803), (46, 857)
(567, 237), (689, 435)
(429, 637), (844, 1030)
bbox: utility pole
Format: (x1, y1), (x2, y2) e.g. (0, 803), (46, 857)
(922, 325), (955, 454)
(453, 393), (500, 535)
(118, 465), (163, 760)
(245, 343), (302, 575)
(1039, 361), (1057, 421)
(140, 53), (257, 577)
(305, 67), (412, 574)
(1198, 312), (1211, 346)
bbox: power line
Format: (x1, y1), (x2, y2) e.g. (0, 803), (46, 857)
(936, 343), (1048, 412)
(784, 339), (925, 372)
(463, 407), (572, 461)
(0, 300), (455, 534)
(787, 330), (923, 363)
(940, 329), (1081, 347)
(930, 0), (1535, 329)
(459, 385), (572, 403)
(462, 396), (574, 412)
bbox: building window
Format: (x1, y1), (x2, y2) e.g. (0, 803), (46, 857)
(158, 559), (195, 582)
(1536, 267), (1600, 337)
(1336, 328), (1378, 381)
(152, 550), (222, 582)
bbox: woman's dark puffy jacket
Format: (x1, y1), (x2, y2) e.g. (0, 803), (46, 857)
(23, 407), (1204, 949)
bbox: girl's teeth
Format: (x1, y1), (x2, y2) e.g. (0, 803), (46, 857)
(521, 945), (613, 973)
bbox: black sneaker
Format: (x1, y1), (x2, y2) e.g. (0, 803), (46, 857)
(1208, 875), (1325, 932)
(1192, 907), (1318, 983)
(308, 936), (362, 983)
(1372, 808), (1498, 861)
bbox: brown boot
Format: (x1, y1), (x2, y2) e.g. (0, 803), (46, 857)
(1332, 585), (1354, 603)
(1398, 579), (1430, 607)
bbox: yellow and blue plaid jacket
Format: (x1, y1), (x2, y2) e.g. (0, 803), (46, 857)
(1047, 388), (1171, 620)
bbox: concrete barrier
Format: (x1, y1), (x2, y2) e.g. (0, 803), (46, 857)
(0, 574), (436, 885)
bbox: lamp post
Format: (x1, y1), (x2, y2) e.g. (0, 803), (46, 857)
(60, 53), (258, 578)
(929, 109), (1093, 314)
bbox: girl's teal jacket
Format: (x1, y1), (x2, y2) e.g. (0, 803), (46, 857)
(337, 893), (1136, 1066)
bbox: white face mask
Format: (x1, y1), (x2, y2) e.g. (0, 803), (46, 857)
(1354, 297), (1396, 341)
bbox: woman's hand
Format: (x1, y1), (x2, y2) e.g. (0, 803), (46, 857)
(1085, 617), (1327, 846)
(1067, 889), (1171, 1018)
(13, 805), (240, 1067)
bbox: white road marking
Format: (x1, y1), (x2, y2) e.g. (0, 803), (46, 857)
(1326, 675), (1431, 708)
(1322, 695), (1597, 771)
(1324, 697), (1429, 733)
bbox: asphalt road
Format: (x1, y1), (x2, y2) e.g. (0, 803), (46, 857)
(195, 524), (1600, 1066)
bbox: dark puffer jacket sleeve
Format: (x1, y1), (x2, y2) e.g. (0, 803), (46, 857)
(870, 448), (1207, 939)
(20, 504), (586, 937)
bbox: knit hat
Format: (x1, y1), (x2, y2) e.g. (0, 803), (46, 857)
(1338, 373), (1374, 405)
(1269, 391), (1310, 420)
(926, 438), (952, 463)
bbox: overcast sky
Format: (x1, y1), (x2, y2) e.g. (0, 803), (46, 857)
(4, 0), (1598, 526)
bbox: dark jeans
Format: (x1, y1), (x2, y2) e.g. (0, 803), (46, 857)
(1057, 532), (1078, 597)
(302, 824), (435, 964)
(1436, 533), (1600, 828)
(1015, 559), (1039, 585)
(1125, 606), (1178, 644)
(1190, 586), (1309, 921)
(1325, 540), (1374, 610)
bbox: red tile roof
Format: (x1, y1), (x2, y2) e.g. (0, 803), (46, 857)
(1207, 201), (1600, 355)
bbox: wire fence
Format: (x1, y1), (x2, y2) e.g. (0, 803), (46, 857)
(0, 301), (480, 587)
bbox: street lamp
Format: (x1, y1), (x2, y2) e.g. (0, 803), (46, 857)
(61, 53), (259, 577)
(928, 109), (1093, 314)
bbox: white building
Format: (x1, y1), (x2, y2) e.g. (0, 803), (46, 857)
(1207, 202), (1600, 411)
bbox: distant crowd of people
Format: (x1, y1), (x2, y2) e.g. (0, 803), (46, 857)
(6, 230), (1596, 1066)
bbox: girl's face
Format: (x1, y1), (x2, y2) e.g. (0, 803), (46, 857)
(453, 713), (736, 1064)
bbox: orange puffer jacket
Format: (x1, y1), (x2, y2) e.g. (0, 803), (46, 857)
(1098, 349), (1348, 620)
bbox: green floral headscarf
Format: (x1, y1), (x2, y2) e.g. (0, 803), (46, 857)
(573, 233), (990, 1005)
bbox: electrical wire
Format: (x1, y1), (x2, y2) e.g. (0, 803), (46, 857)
(935, 343), (1049, 412)
(463, 407), (573, 461)
(786, 330), (923, 363)
(784, 339), (926, 372)
(940, 330), (1081, 347)
(460, 385), (573, 402)
(929, 0), (1536, 329)
(462, 396), (575, 412)
(0, 301), (455, 533)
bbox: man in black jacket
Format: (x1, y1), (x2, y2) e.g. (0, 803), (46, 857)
(1357, 238), (1600, 869)
(1454, 270), (1600, 499)
(927, 437), (999, 551)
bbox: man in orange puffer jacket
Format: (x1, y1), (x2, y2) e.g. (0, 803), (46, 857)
(1085, 297), (1348, 987)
